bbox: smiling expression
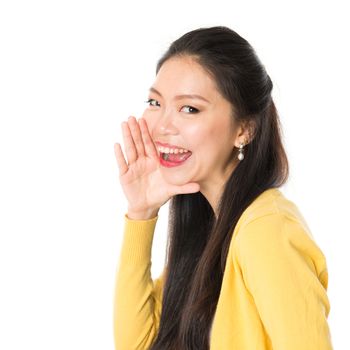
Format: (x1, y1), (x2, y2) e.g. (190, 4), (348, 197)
(142, 55), (243, 190)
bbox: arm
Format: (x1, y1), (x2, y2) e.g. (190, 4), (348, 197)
(113, 214), (165, 350)
(234, 213), (333, 350)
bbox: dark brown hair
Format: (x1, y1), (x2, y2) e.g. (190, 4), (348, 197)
(149, 26), (289, 349)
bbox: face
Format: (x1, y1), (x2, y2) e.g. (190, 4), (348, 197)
(142, 55), (244, 192)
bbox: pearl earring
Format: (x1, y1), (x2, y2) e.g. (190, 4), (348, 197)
(238, 142), (245, 161)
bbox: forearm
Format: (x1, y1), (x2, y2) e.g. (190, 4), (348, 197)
(113, 214), (161, 350)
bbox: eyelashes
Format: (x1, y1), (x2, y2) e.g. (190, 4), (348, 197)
(145, 98), (160, 107)
(145, 98), (200, 114)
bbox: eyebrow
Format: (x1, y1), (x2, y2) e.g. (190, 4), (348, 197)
(149, 87), (210, 103)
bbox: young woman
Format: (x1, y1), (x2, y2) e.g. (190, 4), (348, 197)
(113, 26), (333, 350)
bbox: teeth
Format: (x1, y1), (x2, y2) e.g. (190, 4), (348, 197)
(157, 146), (189, 154)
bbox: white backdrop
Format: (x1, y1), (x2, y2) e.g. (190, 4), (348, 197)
(0, 0), (349, 349)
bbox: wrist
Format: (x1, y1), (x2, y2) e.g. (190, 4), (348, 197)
(126, 208), (159, 220)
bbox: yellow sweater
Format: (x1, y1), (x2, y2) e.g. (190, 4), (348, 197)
(113, 188), (333, 349)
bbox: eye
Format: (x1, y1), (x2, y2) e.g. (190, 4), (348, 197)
(145, 98), (160, 107)
(144, 99), (199, 114)
(181, 105), (199, 114)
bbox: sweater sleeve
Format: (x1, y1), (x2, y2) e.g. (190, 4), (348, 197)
(113, 214), (165, 350)
(234, 213), (333, 350)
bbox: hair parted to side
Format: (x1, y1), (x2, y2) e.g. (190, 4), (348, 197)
(149, 26), (289, 350)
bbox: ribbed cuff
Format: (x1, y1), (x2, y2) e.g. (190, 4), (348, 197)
(119, 213), (159, 264)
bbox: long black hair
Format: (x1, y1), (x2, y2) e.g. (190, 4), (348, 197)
(149, 26), (289, 350)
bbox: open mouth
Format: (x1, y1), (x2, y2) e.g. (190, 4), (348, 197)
(160, 151), (192, 163)
(160, 151), (192, 164)
(155, 141), (193, 166)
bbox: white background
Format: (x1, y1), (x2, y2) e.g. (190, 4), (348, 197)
(0, 0), (349, 349)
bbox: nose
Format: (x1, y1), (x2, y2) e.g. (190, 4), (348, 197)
(154, 111), (179, 136)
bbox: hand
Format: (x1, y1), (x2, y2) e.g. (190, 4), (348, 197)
(114, 116), (200, 217)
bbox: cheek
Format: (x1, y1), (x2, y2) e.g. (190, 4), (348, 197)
(193, 124), (229, 156)
(180, 122), (207, 148)
(142, 113), (156, 137)
(141, 110), (150, 123)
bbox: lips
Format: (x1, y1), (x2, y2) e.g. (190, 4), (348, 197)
(154, 141), (192, 168)
(161, 151), (192, 163)
(155, 141), (190, 151)
(159, 151), (192, 167)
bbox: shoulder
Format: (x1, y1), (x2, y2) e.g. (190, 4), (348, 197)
(235, 188), (312, 234)
(231, 188), (327, 280)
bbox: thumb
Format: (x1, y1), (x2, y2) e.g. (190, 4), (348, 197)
(170, 182), (201, 196)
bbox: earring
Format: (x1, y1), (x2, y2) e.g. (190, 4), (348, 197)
(238, 142), (245, 161)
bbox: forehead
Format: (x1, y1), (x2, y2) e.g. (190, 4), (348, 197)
(153, 56), (219, 99)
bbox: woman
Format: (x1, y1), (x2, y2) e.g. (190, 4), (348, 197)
(113, 26), (333, 349)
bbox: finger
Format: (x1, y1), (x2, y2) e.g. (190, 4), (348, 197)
(139, 118), (158, 159)
(114, 142), (128, 176)
(121, 120), (137, 164)
(128, 116), (146, 158)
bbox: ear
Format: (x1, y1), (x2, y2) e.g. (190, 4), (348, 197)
(234, 120), (256, 148)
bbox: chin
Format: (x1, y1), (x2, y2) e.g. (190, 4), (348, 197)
(162, 172), (193, 185)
